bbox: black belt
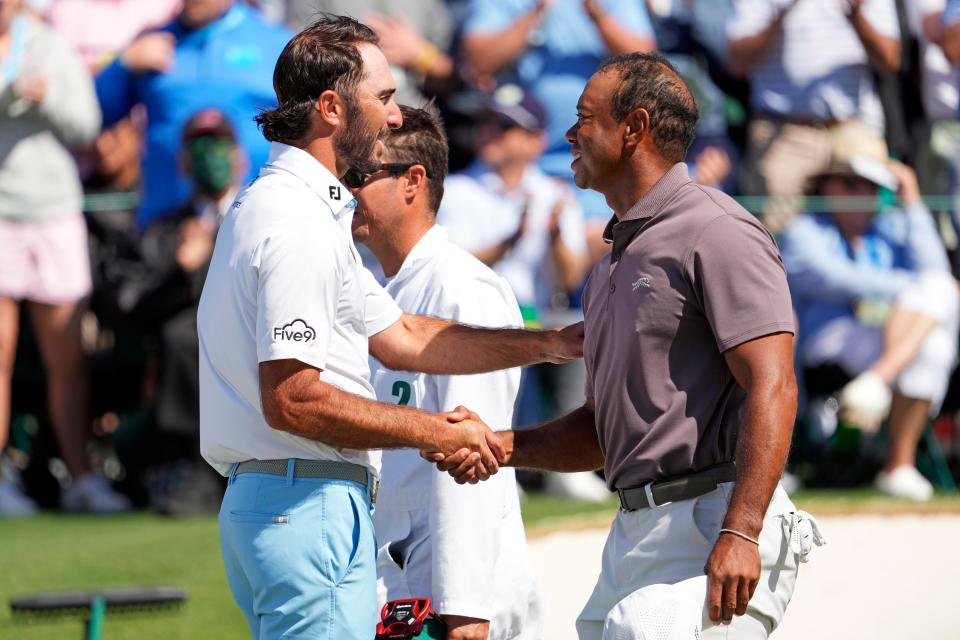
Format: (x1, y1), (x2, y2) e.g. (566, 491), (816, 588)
(234, 458), (379, 503)
(617, 462), (736, 511)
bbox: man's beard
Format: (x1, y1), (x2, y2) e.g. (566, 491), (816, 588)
(334, 99), (382, 174)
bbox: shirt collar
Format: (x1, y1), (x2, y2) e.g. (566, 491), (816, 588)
(389, 225), (448, 282)
(264, 142), (352, 217)
(602, 162), (691, 242)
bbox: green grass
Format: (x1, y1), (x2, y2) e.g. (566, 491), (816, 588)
(0, 514), (246, 640)
(2, 489), (958, 639)
(520, 492), (618, 529)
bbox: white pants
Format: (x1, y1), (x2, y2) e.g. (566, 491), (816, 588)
(375, 504), (542, 640)
(576, 483), (805, 640)
(804, 271), (959, 406)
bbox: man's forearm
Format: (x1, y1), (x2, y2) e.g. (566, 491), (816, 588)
(501, 404), (604, 472)
(722, 379), (797, 538)
(462, 9), (543, 75)
(261, 366), (450, 451)
(550, 238), (587, 292)
(727, 11), (789, 78)
(371, 313), (580, 375)
(591, 12), (656, 55)
(471, 237), (516, 267)
(943, 22), (960, 64)
(850, 11), (901, 72)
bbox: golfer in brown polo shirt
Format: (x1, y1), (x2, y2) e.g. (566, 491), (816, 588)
(430, 52), (824, 639)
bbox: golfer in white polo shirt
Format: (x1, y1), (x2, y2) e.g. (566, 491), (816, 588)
(350, 106), (542, 640)
(197, 17), (581, 640)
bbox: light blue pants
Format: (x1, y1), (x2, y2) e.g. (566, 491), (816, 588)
(218, 466), (377, 639)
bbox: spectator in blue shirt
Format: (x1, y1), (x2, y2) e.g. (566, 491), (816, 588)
(95, 0), (290, 228)
(781, 135), (958, 502)
(460, 0), (655, 263)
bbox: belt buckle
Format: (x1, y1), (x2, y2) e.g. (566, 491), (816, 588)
(645, 481), (672, 508)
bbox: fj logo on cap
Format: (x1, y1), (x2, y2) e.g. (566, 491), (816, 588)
(274, 319), (316, 342)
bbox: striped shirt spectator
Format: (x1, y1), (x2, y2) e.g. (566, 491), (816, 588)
(727, 0), (901, 231)
(728, 0), (899, 132)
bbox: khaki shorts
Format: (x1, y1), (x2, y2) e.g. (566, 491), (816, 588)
(576, 483), (811, 640)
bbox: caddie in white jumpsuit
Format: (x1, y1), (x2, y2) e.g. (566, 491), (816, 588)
(350, 105), (542, 640)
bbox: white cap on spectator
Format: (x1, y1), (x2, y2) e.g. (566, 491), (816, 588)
(808, 125), (899, 192)
(602, 583), (703, 640)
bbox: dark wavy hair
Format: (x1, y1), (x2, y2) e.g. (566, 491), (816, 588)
(381, 104), (449, 213)
(255, 15), (378, 144)
(597, 52), (699, 163)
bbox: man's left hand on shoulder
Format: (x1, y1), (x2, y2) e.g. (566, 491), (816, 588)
(704, 532), (761, 625)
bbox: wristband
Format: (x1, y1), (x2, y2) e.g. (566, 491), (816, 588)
(718, 528), (760, 546)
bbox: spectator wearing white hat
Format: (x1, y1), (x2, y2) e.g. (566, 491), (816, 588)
(780, 134), (958, 502)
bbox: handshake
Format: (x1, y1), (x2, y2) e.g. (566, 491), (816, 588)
(422, 406), (510, 484)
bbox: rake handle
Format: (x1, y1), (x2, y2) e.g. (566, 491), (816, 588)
(86, 596), (106, 640)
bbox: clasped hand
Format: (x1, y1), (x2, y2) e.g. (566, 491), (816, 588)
(545, 321), (584, 364)
(423, 406), (506, 484)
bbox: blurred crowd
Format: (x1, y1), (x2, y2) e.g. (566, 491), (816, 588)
(2, 0), (960, 517)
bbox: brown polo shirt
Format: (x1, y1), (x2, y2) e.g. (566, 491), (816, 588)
(582, 163), (794, 489)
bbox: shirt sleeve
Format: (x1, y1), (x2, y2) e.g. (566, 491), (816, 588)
(254, 219), (342, 370)
(94, 51), (141, 128)
(686, 214), (795, 352)
(359, 263), (403, 337)
(581, 267), (598, 403)
(903, 204), (951, 273)
(41, 29), (101, 146)
(727, 0), (778, 41)
(862, 0), (901, 39)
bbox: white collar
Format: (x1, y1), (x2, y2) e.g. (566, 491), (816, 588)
(265, 142), (352, 216)
(388, 225), (448, 282)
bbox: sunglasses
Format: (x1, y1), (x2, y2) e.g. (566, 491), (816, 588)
(342, 163), (427, 189)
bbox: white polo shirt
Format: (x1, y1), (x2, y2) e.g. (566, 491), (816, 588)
(198, 142), (402, 476)
(371, 226), (539, 628)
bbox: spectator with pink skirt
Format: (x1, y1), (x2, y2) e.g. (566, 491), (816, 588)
(0, 0), (128, 516)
